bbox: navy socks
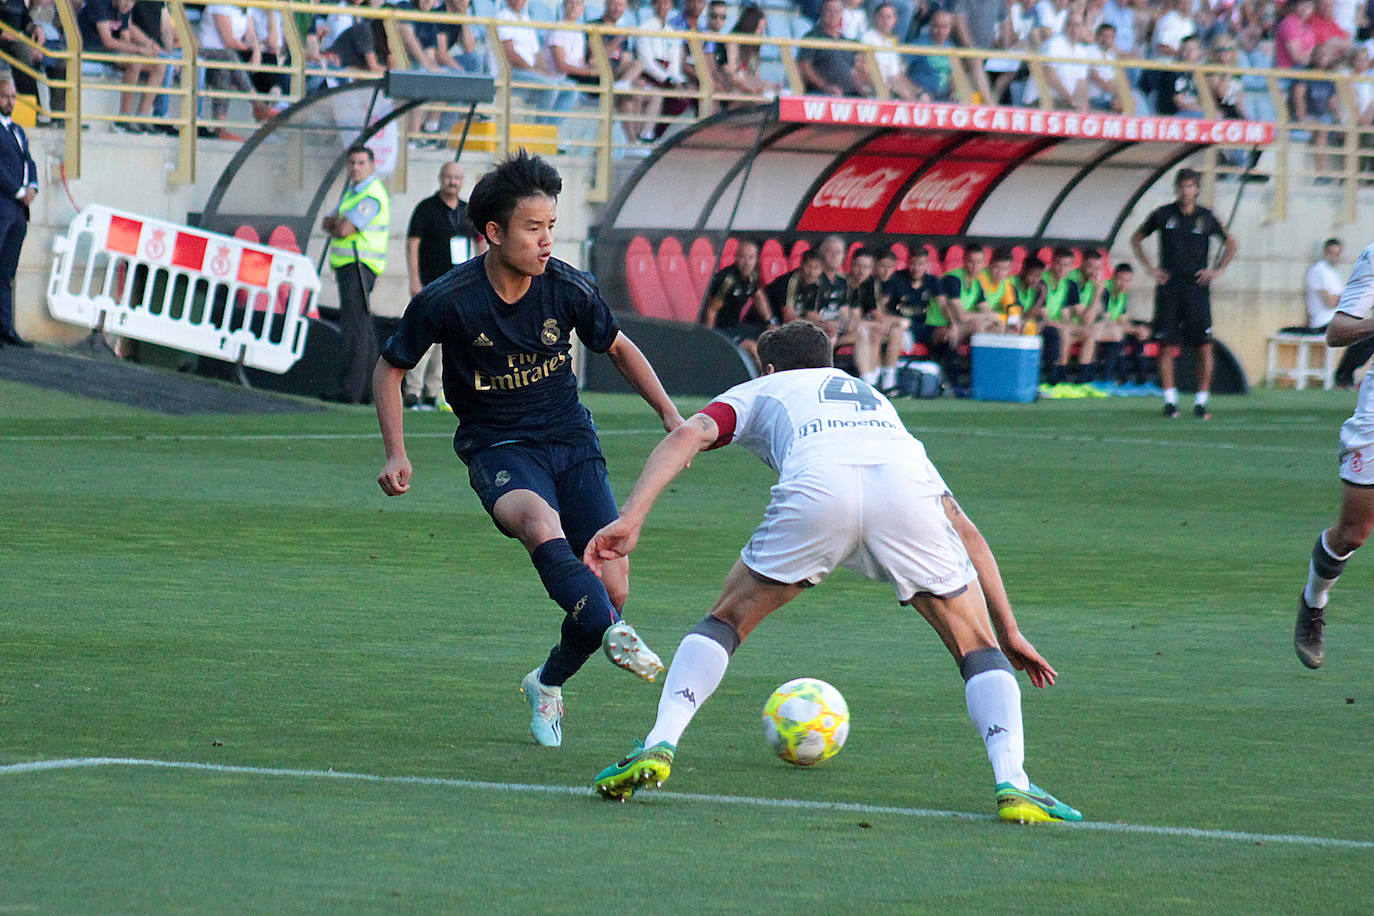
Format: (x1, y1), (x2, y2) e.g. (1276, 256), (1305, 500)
(530, 538), (619, 686)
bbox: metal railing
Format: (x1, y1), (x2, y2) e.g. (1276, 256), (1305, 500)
(5, 1), (1374, 214)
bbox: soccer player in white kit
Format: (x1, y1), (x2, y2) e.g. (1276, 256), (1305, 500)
(586, 321), (1081, 823)
(1296, 239), (1374, 669)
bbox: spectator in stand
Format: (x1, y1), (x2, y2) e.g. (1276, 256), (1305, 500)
(1086, 22), (1126, 111)
(26, 0), (68, 125)
(987, 0), (1035, 104)
(495, 0), (577, 123)
(198, 4), (262, 125)
(591, 0), (653, 144)
(1031, 0), (1070, 46)
(248, 2), (290, 104)
(700, 239), (773, 365)
(639, 0), (694, 136)
(1151, 0), (1197, 59)
(864, 2), (925, 99)
(1026, 11), (1094, 110)
(547, 0), (598, 87)
(672, 0), (724, 91)
(1206, 36), (1248, 118)
(1294, 237), (1374, 388)
(949, 0), (1008, 94)
(78, 0), (167, 133)
(130, 1), (183, 133)
(436, 0), (486, 73)
(328, 16), (389, 77)
(399, 0), (452, 139)
(721, 5), (781, 97)
(764, 248), (824, 322)
(702, 0), (733, 91)
(798, 0), (872, 97)
(1158, 33), (1205, 117)
(1098, 0), (1143, 57)
(909, 10), (964, 101)
(1313, 0), (1354, 54)
(840, 0), (869, 40)
(1276, 0), (1319, 70)
(1292, 40), (1344, 179)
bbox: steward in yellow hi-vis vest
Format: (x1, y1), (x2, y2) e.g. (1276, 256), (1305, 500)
(322, 144), (391, 404)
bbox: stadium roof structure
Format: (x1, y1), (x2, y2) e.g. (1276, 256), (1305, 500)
(599, 98), (1275, 250)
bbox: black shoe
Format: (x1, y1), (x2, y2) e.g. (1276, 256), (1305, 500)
(418, 396), (439, 411)
(1295, 592), (1326, 669)
(1193, 403), (1211, 420)
(1162, 402), (1178, 418)
(402, 392), (419, 409)
(2, 331), (33, 348)
(197, 126), (220, 139)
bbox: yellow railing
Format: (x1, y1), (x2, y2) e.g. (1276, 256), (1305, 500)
(5, 0), (1374, 213)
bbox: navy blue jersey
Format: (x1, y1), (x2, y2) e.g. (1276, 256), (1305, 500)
(382, 256), (621, 461)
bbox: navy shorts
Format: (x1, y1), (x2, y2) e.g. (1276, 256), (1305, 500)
(467, 440), (619, 555)
(1153, 282), (1213, 346)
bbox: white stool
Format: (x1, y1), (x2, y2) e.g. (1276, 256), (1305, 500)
(1266, 333), (1337, 390)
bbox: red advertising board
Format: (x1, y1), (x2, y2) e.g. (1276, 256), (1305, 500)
(884, 160), (1005, 235)
(796, 155), (922, 232)
(778, 97), (1276, 146)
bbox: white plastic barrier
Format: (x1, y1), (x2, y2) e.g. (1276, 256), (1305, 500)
(47, 206), (320, 373)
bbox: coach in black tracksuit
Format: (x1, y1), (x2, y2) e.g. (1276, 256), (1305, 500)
(0, 74), (37, 348)
(1131, 167), (1237, 419)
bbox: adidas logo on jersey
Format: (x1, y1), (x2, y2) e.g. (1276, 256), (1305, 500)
(473, 332), (494, 347)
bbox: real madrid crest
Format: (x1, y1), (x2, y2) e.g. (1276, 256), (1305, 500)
(541, 318), (561, 345)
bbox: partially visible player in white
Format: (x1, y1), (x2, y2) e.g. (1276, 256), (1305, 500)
(1296, 238), (1374, 669)
(585, 320), (1081, 823)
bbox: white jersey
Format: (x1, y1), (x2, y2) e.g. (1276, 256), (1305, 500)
(1336, 241), (1374, 463)
(710, 367), (944, 494)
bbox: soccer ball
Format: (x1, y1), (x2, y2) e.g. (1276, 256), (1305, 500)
(761, 677), (849, 767)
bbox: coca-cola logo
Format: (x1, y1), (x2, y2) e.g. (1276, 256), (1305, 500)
(899, 169), (983, 213)
(814, 165), (906, 210)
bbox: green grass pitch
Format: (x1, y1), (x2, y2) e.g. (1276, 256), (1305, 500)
(2, 379), (1372, 913)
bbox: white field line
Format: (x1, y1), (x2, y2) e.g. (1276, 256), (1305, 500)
(2, 757), (1370, 850)
(1, 425), (1332, 455)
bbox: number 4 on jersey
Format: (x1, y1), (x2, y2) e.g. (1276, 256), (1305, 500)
(819, 375), (881, 411)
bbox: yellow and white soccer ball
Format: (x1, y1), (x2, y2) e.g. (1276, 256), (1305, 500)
(761, 677), (849, 767)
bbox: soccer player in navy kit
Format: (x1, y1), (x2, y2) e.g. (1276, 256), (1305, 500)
(373, 152), (685, 747)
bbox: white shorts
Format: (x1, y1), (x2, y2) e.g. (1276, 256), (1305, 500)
(1339, 383), (1374, 484)
(740, 462), (977, 600)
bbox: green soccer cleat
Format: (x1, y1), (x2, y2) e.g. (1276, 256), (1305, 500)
(995, 782), (1083, 824)
(595, 741), (675, 801)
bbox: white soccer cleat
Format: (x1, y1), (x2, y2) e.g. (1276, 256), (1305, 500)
(520, 667), (564, 747)
(601, 622), (664, 682)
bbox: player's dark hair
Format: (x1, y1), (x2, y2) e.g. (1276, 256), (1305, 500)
(1052, 246), (1075, 261)
(800, 249), (822, 265)
(1082, 249), (1102, 261)
(1114, 262), (1133, 273)
(990, 246), (1013, 264)
(346, 143), (374, 161)
(467, 149), (563, 242)
(1175, 167), (1201, 185)
(875, 247), (896, 261)
(1021, 256), (1045, 273)
(758, 320), (833, 371)
(1324, 237), (1342, 249)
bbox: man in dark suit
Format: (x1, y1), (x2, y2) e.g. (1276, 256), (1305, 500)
(0, 73), (36, 348)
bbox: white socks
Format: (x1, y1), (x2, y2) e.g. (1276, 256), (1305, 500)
(644, 634), (730, 748)
(1195, 390), (1209, 407)
(880, 366), (897, 390)
(1306, 530), (1353, 610)
(965, 669), (1029, 791)
(1164, 387), (1179, 405)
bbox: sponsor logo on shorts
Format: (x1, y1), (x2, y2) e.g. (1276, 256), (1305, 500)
(495, 470), (510, 487)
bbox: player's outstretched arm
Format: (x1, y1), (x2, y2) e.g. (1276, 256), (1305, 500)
(373, 358), (413, 496)
(583, 413), (720, 574)
(605, 332), (686, 433)
(941, 494), (1058, 688)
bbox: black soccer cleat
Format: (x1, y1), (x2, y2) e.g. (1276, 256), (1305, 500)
(1294, 592), (1326, 669)
(1193, 403), (1211, 420)
(1162, 402), (1178, 418)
